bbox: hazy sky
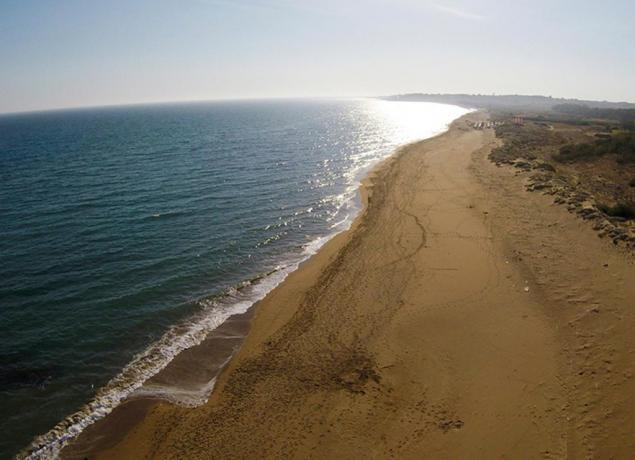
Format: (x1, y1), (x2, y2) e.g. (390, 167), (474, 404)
(1, 0), (634, 113)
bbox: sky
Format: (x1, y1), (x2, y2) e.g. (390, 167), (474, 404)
(1, 0), (634, 113)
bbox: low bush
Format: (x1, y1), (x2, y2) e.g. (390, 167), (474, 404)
(554, 132), (635, 164)
(490, 123), (550, 163)
(535, 162), (556, 172)
(598, 201), (635, 220)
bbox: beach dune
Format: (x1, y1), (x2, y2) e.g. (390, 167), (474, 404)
(69, 113), (635, 459)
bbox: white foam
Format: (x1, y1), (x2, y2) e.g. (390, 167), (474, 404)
(19, 268), (295, 460)
(133, 373), (222, 408)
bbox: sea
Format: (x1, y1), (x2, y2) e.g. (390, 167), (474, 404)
(0, 98), (469, 459)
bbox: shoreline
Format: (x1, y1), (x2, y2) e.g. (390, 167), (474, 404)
(55, 115), (464, 459)
(70, 112), (505, 458)
(65, 110), (635, 458)
(63, 112), (554, 458)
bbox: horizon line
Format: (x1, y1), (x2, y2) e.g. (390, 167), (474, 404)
(0, 95), (365, 117)
(2, 92), (634, 117)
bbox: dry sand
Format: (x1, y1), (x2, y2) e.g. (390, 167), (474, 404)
(66, 113), (635, 459)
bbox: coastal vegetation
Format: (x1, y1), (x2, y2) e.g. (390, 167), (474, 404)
(488, 106), (635, 241)
(553, 103), (635, 124)
(554, 132), (635, 164)
(489, 122), (551, 164)
(386, 93), (635, 112)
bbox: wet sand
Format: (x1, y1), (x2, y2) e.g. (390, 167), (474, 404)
(65, 112), (635, 459)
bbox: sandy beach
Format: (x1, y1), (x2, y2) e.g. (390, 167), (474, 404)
(64, 112), (635, 459)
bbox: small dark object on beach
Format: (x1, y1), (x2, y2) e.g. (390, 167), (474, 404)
(438, 419), (465, 433)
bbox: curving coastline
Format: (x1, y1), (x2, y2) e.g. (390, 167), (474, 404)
(19, 104), (468, 460)
(64, 111), (635, 458)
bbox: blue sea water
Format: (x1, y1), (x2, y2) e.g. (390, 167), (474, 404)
(0, 99), (468, 458)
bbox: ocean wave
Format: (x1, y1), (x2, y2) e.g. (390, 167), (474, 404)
(147, 210), (189, 220)
(18, 218), (349, 460)
(18, 269), (288, 459)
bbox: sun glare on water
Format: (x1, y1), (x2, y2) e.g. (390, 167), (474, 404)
(368, 99), (470, 145)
